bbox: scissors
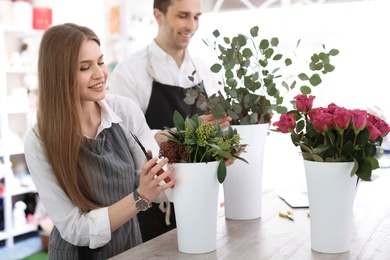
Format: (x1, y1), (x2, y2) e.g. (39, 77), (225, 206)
(130, 132), (174, 188)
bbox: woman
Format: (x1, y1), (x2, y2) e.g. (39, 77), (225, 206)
(24, 23), (175, 259)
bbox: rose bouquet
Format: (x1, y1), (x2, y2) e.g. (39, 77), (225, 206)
(159, 111), (247, 183)
(272, 94), (390, 181)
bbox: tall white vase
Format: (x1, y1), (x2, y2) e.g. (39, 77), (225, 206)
(304, 160), (359, 254)
(170, 161), (220, 254)
(223, 124), (267, 220)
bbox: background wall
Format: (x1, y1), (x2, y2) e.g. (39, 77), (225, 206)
(190, 0), (390, 115)
(51, 0), (104, 40)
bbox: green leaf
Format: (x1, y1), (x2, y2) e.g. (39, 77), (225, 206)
(217, 160), (227, 184)
(309, 74), (322, 86)
(183, 95), (195, 105)
(260, 39), (269, 50)
(196, 99), (207, 111)
(273, 54), (283, 61)
(270, 37), (279, 47)
(368, 157), (379, 171)
(312, 154), (324, 161)
(329, 48), (339, 56)
(191, 113), (201, 126)
(264, 48), (274, 59)
(237, 34), (247, 46)
(211, 63), (222, 73)
(213, 29), (220, 38)
(301, 152), (313, 160)
(298, 73), (309, 81)
(186, 117), (198, 131)
(173, 111), (185, 131)
(300, 85), (312, 94)
(324, 63), (335, 72)
(242, 48), (253, 58)
(250, 26), (259, 37)
(212, 105), (227, 119)
(227, 109), (239, 119)
(296, 39), (301, 48)
(356, 158), (373, 181)
(350, 159), (358, 176)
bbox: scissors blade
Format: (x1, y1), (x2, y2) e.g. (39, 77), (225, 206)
(130, 132), (152, 160)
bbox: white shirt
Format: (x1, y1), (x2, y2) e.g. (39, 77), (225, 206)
(24, 94), (159, 249)
(107, 40), (221, 115)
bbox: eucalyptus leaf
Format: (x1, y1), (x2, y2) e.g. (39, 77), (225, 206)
(183, 25), (339, 125)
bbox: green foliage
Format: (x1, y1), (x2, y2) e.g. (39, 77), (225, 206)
(160, 111), (248, 183)
(184, 26), (339, 125)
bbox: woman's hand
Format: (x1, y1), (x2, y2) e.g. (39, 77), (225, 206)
(136, 150), (175, 202)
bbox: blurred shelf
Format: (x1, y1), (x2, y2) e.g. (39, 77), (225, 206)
(0, 186), (36, 198)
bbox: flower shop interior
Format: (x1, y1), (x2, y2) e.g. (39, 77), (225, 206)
(1, 0), (389, 259)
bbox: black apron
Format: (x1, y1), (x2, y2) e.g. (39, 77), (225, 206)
(145, 81), (204, 129)
(138, 80), (205, 242)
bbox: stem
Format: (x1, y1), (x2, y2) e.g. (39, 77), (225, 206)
(193, 146), (199, 163)
(340, 133), (344, 158)
(199, 147), (212, 162)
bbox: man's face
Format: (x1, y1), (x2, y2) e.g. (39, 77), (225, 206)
(159, 0), (202, 51)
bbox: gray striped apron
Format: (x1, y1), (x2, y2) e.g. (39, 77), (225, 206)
(48, 123), (142, 259)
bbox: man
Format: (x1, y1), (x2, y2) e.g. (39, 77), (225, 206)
(108, 0), (231, 242)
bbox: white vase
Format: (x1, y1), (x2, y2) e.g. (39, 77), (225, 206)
(169, 161), (220, 254)
(304, 160), (359, 254)
(223, 124), (267, 220)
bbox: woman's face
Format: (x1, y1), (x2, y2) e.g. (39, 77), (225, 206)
(77, 39), (108, 103)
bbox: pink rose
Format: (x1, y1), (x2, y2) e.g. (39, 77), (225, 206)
(367, 114), (390, 137)
(376, 119), (390, 137)
(327, 103), (341, 114)
(308, 107), (326, 121)
(295, 94), (315, 113)
(312, 112), (333, 133)
(273, 113), (296, 133)
(350, 109), (367, 133)
(333, 108), (350, 133)
(366, 121), (382, 141)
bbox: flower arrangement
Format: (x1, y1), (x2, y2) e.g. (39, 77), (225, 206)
(159, 111), (247, 183)
(272, 94), (390, 181)
(184, 26), (339, 125)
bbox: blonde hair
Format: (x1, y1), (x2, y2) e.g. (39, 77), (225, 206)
(37, 23), (101, 213)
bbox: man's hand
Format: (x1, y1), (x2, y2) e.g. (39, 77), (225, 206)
(200, 114), (232, 129)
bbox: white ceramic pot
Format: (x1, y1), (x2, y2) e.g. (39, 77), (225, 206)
(169, 161), (220, 254)
(304, 160), (359, 254)
(223, 124), (267, 220)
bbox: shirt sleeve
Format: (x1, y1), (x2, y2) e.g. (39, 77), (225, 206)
(108, 62), (140, 107)
(108, 50), (152, 114)
(192, 55), (223, 97)
(24, 128), (111, 249)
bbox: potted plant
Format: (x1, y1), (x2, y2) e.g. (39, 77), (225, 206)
(184, 25), (339, 125)
(159, 110), (247, 183)
(271, 94), (390, 253)
(184, 25), (339, 220)
(158, 110), (247, 254)
(272, 94), (390, 181)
